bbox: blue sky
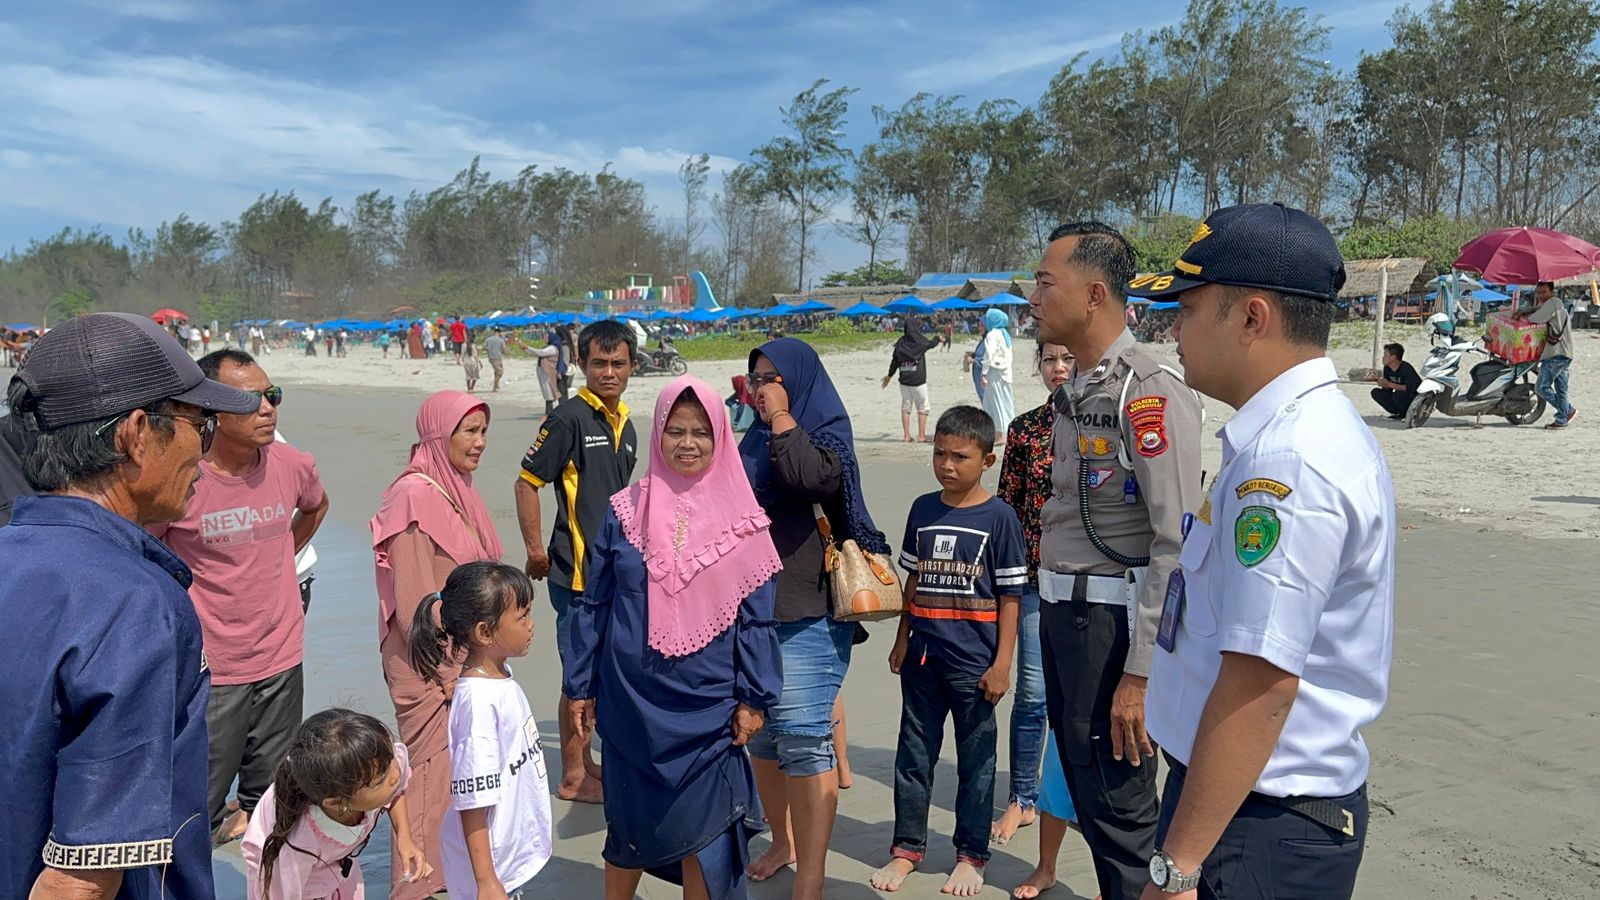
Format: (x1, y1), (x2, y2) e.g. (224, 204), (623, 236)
(0, 0), (1405, 280)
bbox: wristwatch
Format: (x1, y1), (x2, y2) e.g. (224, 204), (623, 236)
(1149, 850), (1201, 893)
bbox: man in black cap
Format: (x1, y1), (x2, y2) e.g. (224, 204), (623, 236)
(1130, 204), (1395, 900)
(0, 312), (259, 900)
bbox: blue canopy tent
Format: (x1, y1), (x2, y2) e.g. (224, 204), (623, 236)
(837, 301), (886, 317)
(982, 292), (1029, 306)
(762, 303), (798, 318)
(789, 299), (835, 314)
(6, 323), (40, 332)
(930, 296), (981, 311)
(884, 295), (931, 313)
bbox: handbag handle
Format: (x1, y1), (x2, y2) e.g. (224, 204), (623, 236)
(811, 503), (837, 546)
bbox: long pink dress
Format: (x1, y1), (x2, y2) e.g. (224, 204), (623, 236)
(374, 524), (459, 900)
(242, 742), (412, 900)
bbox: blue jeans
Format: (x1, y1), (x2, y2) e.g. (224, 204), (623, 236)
(1008, 586), (1047, 809)
(747, 616), (853, 777)
(892, 645), (998, 865)
(1536, 355), (1575, 424)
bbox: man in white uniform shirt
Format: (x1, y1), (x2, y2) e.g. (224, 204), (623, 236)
(1128, 203), (1395, 900)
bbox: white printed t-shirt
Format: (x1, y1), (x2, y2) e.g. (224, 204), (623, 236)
(440, 672), (554, 897)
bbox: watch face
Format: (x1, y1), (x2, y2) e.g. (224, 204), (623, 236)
(1150, 853), (1170, 886)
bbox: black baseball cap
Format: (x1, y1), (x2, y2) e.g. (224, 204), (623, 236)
(1126, 202), (1347, 301)
(16, 312), (260, 429)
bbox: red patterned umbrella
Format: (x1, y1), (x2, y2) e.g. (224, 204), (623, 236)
(1454, 227), (1600, 284)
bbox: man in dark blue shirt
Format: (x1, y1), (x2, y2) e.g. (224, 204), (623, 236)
(0, 313), (258, 899)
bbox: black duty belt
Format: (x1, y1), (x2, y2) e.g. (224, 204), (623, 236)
(1164, 752), (1358, 837)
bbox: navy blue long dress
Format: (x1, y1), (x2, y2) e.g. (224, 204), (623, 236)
(564, 511), (783, 899)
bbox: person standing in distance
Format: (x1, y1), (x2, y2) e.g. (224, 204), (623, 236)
(485, 326), (508, 393)
(514, 319), (639, 804)
(1027, 222), (1203, 900)
(1527, 280), (1577, 428)
(1132, 203), (1395, 900)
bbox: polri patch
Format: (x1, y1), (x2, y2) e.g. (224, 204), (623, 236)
(1235, 478), (1292, 500)
(1235, 506), (1281, 567)
(1125, 396), (1169, 458)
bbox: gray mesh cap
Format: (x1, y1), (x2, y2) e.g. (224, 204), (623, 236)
(16, 312), (259, 429)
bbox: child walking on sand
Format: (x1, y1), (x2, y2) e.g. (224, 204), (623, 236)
(464, 342), (482, 392)
(872, 405), (1027, 897)
(411, 561), (553, 899)
(242, 708), (431, 899)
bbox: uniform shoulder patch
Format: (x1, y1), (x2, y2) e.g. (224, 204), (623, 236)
(1234, 506), (1281, 567)
(1235, 478), (1292, 501)
(1125, 395), (1168, 458)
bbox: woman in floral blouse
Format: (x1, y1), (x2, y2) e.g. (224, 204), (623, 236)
(992, 341), (1073, 846)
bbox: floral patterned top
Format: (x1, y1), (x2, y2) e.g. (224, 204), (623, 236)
(997, 401), (1055, 582)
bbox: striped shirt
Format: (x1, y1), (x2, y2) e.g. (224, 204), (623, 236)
(899, 493), (1027, 676)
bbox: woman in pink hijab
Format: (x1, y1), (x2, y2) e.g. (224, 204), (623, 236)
(564, 375), (783, 900)
(371, 389), (503, 900)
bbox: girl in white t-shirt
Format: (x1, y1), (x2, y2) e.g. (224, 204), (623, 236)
(411, 561), (552, 900)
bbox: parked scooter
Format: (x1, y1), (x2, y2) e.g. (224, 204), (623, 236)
(635, 339), (689, 377)
(1408, 313), (1545, 428)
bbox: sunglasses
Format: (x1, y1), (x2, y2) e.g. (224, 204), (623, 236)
(246, 386), (284, 407)
(746, 371), (783, 387)
(150, 412), (219, 453)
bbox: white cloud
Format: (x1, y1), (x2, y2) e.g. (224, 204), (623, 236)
(900, 24), (1154, 91)
(75, 0), (216, 23)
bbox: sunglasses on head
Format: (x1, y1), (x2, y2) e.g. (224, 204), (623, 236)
(247, 386), (284, 407)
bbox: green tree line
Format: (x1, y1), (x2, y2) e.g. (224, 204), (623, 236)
(4, 0), (1597, 326)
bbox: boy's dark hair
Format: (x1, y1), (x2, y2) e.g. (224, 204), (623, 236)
(259, 709), (393, 897)
(1384, 342), (1404, 360)
(935, 405), (996, 454)
(577, 320), (637, 363)
(1047, 221), (1136, 304)
(409, 561), (535, 684)
(197, 348), (256, 379)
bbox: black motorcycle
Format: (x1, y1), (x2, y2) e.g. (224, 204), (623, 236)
(636, 343), (689, 376)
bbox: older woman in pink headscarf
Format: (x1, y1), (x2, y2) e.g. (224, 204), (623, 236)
(564, 375), (783, 900)
(371, 389), (503, 900)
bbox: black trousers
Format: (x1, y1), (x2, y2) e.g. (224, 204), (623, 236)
(206, 664), (304, 829)
(1040, 594), (1160, 900)
(1157, 759), (1368, 899)
(1370, 388), (1412, 417)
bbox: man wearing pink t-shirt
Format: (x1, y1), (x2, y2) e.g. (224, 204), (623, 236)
(155, 349), (330, 844)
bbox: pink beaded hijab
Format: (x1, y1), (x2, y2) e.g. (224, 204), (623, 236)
(611, 375), (782, 657)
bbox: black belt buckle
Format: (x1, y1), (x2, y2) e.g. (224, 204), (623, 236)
(1273, 795), (1357, 837)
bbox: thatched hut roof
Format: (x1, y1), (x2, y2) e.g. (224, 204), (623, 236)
(1338, 258), (1432, 298)
(1553, 270), (1600, 289)
(770, 284), (916, 309)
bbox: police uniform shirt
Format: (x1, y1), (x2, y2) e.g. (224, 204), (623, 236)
(519, 387), (638, 592)
(0, 496), (214, 899)
(1037, 328), (1203, 677)
(1147, 357), (1395, 799)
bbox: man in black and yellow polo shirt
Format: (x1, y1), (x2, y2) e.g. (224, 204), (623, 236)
(514, 318), (637, 804)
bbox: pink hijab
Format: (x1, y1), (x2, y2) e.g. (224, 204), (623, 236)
(611, 375), (782, 658)
(371, 391), (504, 624)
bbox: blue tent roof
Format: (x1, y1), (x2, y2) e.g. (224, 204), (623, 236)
(789, 299), (835, 313)
(837, 301), (886, 317)
(930, 296), (980, 311)
(913, 271), (1024, 288)
(884, 295), (930, 313)
(983, 292), (1028, 306)
(6, 322), (40, 332)
(762, 303), (798, 318)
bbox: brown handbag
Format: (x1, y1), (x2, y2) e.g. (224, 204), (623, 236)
(813, 504), (904, 622)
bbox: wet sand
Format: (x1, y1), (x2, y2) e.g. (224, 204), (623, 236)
(208, 346), (1600, 897)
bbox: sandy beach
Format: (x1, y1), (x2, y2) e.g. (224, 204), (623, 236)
(207, 328), (1600, 898)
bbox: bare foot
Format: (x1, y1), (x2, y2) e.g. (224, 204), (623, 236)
(903, 435), (915, 443)
(1012, 863), (1056, 899)
(746, 843), (795, 882)
(211, 802), (248, 846)
(991, 801), (1037, 845)
(942, 861), (985, 897)
(556, 774), (603, 804)
(870, 857), (916, 892)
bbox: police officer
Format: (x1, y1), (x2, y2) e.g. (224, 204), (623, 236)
(1028, 222), (1203, 900)
(1132, 203), (1395, 900)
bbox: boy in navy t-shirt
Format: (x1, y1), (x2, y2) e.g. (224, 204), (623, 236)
(871, 405), (1027, 896)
